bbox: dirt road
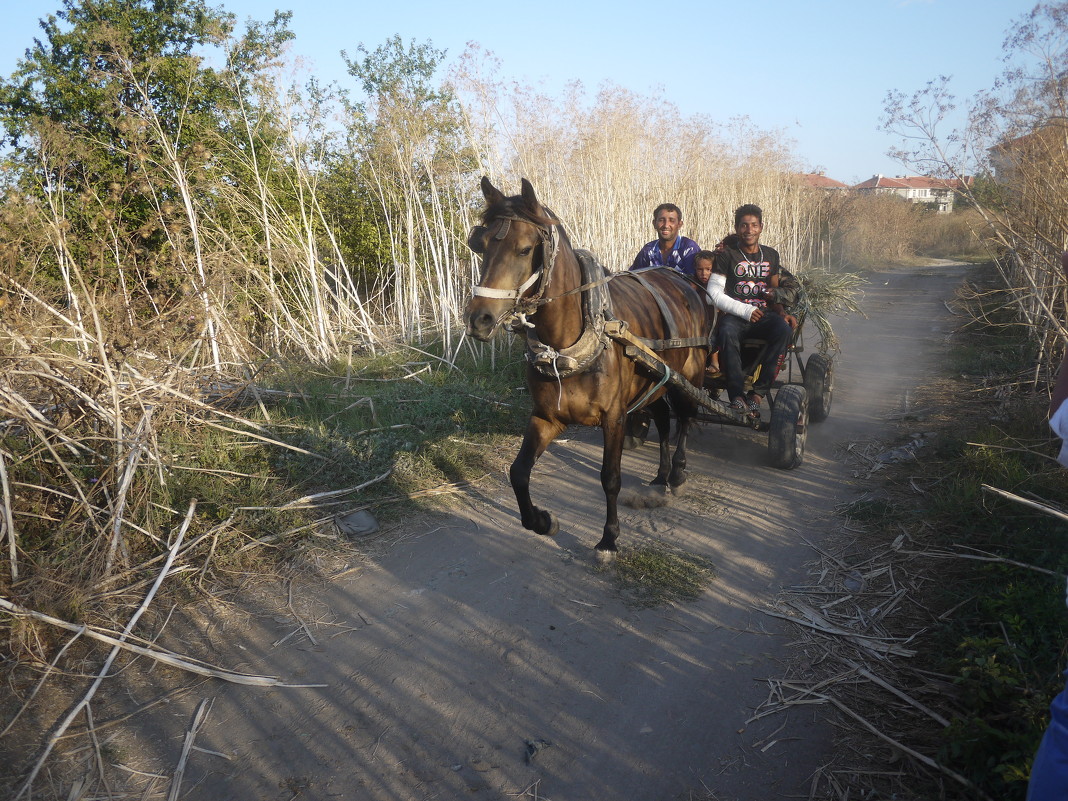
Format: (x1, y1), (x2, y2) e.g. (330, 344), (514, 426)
(108, 263), (969, 800)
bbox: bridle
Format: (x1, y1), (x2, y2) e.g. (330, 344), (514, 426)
(469, 215), (561, 313)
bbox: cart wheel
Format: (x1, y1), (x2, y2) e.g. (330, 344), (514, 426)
(623, 411), (650, 450)
(768, 385), (808, 469)
(804, 353), (834, 423)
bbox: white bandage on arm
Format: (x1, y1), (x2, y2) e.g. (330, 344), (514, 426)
(1050, 401), (1068, 468)
(706, 273), (755, 320)
(1049, 404), (1068, 610)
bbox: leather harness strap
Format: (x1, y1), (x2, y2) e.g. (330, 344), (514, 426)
(639, 335), (709, 349)
(620, 269), (707, 351)
(523, 248), (614, 380)
(625, 270), (679, 342)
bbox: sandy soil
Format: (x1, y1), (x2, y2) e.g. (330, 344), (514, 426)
(5, 262), (970, 801)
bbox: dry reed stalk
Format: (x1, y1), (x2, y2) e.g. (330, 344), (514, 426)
(778, 680), (993, 800)
(119, 362), (303, 440)
(285, 580), (319, 647)
(0, 598), (302, 688)
(0, 447), (15, 581)
(167, 697), (213, 801)
(236, 475), (482, 551)
(91, 515), (234, 596)
(274, 469), (393, 511)
(10, 499), (196, 799)
(843, 659), (951, 728)
(56, 685), (197, 741)
(980, 482), (1068, 524)
(899, 545), (1063, 578)
(104, 408), (154, 575)
(84, 703), (112, 796)
(0, 385), (104, 540)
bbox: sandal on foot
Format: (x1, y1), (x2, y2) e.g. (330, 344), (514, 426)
(730, 397), (748, 415)
(745, 392), (763, 418)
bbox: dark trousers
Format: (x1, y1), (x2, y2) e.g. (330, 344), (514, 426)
(718, 312), (792, 401)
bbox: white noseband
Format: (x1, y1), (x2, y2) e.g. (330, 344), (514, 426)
(471, 270), (542, 299)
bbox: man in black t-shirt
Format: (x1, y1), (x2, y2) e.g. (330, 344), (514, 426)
(713, 204), (793, 417)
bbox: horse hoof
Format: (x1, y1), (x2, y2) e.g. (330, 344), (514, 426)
(535, 513), (559, 537)
(594, 548), (617, 564)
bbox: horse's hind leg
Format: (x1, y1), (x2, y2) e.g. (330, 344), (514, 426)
(668, 401), (696, 489)
(510, 415), (565, 537)
(647, 397), (673, 486)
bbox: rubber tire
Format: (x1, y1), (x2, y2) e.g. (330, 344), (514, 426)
(622, 412), (650, 451)
(803, 354), (837, 422)
(768, 384), (809, 469)
(804, 353), (834, 423)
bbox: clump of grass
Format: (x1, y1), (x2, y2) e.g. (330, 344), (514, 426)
(609, 543), (716, 609)
(256, 344), (528, 514)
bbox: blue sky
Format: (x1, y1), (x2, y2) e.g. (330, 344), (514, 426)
(0, 0), (1039, 184)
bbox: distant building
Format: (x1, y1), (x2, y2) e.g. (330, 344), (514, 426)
(989, 126), (1067, 185)
(852, 174), (972, 213)
(800, 172), (850, 190)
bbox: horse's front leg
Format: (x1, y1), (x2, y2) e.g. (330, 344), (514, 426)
(510, 415), (565, 536)
(595, 408), (627, 554)
(647, 397), (672, 486)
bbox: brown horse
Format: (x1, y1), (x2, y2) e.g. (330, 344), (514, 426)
(464, 177), (710, 554)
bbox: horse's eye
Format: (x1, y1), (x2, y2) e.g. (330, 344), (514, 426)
(518, 246), (533, 257)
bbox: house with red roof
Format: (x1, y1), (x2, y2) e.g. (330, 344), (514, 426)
(800, 172), (850, 190)
(852, 174), (972, 213)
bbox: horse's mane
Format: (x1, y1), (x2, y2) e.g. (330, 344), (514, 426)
(481, 195), (559, 229)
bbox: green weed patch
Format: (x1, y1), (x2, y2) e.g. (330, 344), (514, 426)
(609, 543), (717, 609)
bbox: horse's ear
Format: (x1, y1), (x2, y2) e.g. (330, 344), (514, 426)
(520, 178), (543, 214)
(480, 176), (505, 205)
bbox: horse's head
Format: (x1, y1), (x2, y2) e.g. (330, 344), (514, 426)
(464, 176), (558, 341)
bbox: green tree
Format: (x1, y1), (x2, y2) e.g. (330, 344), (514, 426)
(0, 0), (295, 366)
(324, 36), (477, 336)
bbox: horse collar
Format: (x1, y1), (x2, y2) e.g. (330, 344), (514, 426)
(523, 249), (615, 380)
